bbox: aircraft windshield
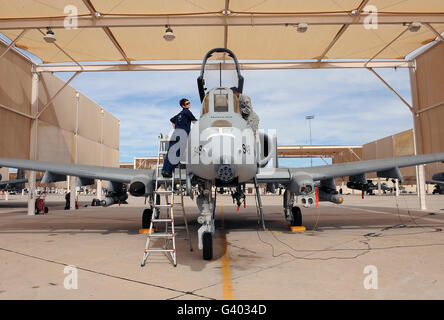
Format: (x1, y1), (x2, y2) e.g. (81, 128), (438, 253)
(202, 52), (239, 92)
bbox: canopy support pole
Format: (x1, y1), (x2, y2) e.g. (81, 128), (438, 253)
(27, 72), (39, 216)
(317, 0), (370, 61)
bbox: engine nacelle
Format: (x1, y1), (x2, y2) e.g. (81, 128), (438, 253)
(258, 131), (275, 168)
(129, 176), (154, 197)
(289, 172), (314, 195)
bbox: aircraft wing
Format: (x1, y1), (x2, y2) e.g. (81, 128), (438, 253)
(0, 178), (29, 187)
(426, 179), (444, 185)
(256, 152), (444, 183)
(0, 158), (155, 184)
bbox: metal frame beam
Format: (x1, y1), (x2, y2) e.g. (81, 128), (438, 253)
(81, 0), (131, 64)
(34, 60), (413, 73)
(0, 102), (33, 119)
(424, 23), (444, 42)
(0, 29), (27, 60)
(317, 0), (370, 61)
(364, 27), (410, 67)
(34, 71), (82, 119)
(0, 13), (443, 30)
(367, 67), (414, 113)
(36, 29), (83, 68)
(416, 100), (444, 115)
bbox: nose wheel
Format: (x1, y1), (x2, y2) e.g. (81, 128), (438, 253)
(142, 208), (153, 229)
(202, 232), (213, 260)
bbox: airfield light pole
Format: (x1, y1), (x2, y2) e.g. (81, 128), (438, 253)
(306, 115), (314, 167)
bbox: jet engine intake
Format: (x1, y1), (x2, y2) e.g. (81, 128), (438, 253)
(258, 131), (275, 168)
(129, 176), (153, 197)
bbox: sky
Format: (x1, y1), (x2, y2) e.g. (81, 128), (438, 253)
(56, 65), (414, 168)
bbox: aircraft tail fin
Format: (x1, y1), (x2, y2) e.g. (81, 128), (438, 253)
(17, 168), (25, 180)
(16, 169), (26, 190)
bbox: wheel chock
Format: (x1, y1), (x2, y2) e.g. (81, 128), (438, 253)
(139, 228), (156, 234)
(287, 225), (306, 232)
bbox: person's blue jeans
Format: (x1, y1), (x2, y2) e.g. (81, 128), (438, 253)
(162, 134), (188, 174)
(161, 139), (178, 174)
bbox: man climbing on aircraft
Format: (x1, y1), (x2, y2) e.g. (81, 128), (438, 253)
(161, 98), (197, 178)
(230, 87), (259, 134)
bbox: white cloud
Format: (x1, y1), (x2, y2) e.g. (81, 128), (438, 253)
(58, 67), (414, 164)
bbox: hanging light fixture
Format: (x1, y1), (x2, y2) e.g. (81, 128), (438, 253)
(297, 23), (308, 33)
(408, 22), (422, 32)
(163, 25), (175, 41)
(44, 27), (56, 43)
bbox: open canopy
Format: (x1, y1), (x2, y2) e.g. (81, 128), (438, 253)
(0, 0), (443, 64)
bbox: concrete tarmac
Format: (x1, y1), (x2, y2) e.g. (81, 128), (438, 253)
(0, 193), (444, 300)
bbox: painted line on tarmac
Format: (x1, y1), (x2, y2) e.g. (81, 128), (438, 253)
(341, 205), (444, 224)
(220, 201), (234, 300)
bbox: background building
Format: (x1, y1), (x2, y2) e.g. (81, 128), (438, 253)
(0, 40), (119, 189)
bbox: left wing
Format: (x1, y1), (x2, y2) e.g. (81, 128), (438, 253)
(426, 179), (444, 185)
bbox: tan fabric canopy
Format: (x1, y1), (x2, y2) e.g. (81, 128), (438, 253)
(0, 0), (443, 63)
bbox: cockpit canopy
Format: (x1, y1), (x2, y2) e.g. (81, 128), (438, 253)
(197, 48), (244, 102)
(201, 88), (240, 116)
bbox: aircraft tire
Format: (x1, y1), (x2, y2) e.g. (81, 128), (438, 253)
(142, 208), (153, 229)
(291, 206), (302, 226)
(202, 232), (213, 260)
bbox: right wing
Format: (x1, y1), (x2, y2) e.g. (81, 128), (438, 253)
(256, 152), (444, 186)
(426, 179), (444, 185)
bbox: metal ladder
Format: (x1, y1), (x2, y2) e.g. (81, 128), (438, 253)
(140, 134), (192, 267)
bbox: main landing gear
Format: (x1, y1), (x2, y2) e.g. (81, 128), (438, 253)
(284, 189), (303, 227)
(141, 194), (160, 229)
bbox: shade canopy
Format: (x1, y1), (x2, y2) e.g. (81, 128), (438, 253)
(0, 0), (443, 64)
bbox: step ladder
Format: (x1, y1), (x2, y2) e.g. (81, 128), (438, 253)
(140, 134), (192, 267)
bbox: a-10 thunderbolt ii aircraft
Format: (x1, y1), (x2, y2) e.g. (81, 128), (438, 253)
(426, 172), (444, 194)
(1, 48), (444, 261)
(0, 169), (42, 194)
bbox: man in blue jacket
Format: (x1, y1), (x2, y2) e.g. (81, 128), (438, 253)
(161, 98), (197, 178)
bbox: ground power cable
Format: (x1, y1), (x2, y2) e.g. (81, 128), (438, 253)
(254, 192), (444, 261)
